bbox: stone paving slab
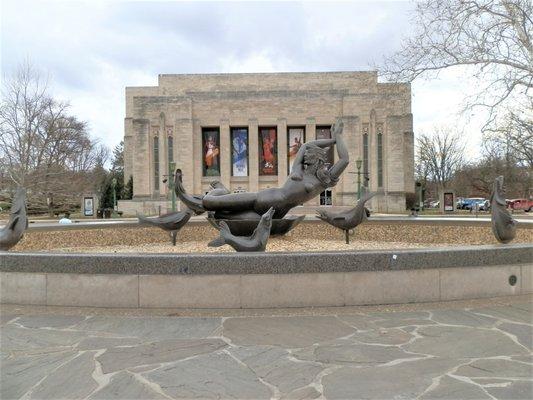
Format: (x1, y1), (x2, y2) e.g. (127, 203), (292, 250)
(1, 297), (532, 399)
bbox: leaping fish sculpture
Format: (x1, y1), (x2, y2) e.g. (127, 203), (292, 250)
(0, 187), (28, 251)
(490, 176), (516, 244)
(208, 207), (275, 252)
(316, 190), (375, 244)
(137, 207), (193, 245)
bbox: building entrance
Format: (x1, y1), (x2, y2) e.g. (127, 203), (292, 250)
(320, 190), (332, 206)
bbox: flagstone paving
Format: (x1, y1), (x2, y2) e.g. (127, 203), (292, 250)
(1, 297), (531, 400)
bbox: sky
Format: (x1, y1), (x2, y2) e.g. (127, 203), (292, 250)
(1, 0), (484, 156)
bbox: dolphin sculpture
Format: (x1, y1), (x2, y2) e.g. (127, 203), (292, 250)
(0, 187), (28, 251)
(137, 207), (193, 245)
(490, 176), (516, 244)
(173, 169), (206, 215)
(316, 190), (376, 244)
(208, 207), (275, 252)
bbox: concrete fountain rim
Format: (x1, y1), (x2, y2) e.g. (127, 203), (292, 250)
(1, 243), (531, 276)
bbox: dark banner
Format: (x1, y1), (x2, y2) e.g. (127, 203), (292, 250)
(231, 128), (248, 176)
(316, 125), (334, 166)
(259, 127), (277, 175)
(202, 128), (220, 176)
(287, 127), (304, 174)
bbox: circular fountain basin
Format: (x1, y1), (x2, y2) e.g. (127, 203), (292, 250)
(1, 217), (531, 309)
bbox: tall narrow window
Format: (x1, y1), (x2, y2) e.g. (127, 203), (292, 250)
(231, 127), (248, 176)
(167, 127), (174, 165)
(167, 136), (174, 164)
(153, 135), (160, 191)
(377, 123), (383, 187)
(362, 124), (369, 187)
(202, 127), (220, 177)
(259, 127), (277, 175)
(287, 127), (305, 174)
(316, 125), (334, 167)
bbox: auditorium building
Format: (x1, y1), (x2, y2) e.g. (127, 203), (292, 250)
(121, 71), (414, 214)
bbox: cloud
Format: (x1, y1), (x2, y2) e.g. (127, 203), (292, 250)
(1, 0), (483, 155)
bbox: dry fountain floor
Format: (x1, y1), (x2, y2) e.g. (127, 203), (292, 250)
(11, 222), (533, 253)
(1, 295), (532, 400)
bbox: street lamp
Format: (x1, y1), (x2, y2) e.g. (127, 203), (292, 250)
(355, 159), (363, 200)
(162, 162), (177, 212)
(111, 177), (117, 212)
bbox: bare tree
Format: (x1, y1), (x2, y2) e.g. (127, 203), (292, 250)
(0, 62), (109, 213)
(417, 127), (466, 190)
(0, 61), (51, 185)
(483, 110), (533, 168)
(380, 0), (532, 128)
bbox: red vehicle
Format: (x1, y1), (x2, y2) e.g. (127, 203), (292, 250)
(507, 199), (533, 212)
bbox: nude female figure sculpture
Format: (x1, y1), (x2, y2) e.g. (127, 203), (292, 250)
(175, 118), (349, 220)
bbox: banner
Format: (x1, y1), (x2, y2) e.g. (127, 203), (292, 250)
(287, 127), (304, 174)
(202, 128), (220, 176)
(231, 128), (248, 176)
(259, 127), (277, 175)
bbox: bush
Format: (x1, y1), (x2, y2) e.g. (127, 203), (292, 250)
(124, 176), (133, 200)
(405, 192), (417, 210)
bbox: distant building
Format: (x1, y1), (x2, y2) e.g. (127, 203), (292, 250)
(121, 71), (414, 214)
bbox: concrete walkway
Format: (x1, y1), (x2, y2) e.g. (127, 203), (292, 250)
(1, 296), (532, 399)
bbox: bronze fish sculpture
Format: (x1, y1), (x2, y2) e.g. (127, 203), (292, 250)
(137, 207), (193, 245)
(490, 176), (516, 243)
(0, 187), (28, 251)
(316, 190), (375, 243)
(208, 207), (274, 252)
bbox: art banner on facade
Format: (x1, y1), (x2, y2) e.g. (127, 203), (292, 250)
(203, 128), (220, 176)
(287, 127), (304, 173)
(316, 126), (334, 166)
(232, 128), (248, 176)
(259, 127), (277, 175)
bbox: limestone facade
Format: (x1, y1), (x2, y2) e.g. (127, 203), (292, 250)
(123, 71), (414, 213)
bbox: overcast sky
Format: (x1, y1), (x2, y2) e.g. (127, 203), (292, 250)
(1, 0), (483, 155)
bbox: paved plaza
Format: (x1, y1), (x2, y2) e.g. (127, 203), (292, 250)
(1, 296), (532, 400)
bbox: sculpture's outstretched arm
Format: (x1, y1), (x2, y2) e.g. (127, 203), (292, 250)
(327, 120), (349, 180)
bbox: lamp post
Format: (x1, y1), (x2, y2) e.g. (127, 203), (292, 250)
(349, 159), (369, 203)
(162, 162), (177, 212)
(111, 177), (117, 212)
(356, 159), (363, 200)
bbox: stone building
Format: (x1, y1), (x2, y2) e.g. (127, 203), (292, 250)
(121, 71), (414, 214)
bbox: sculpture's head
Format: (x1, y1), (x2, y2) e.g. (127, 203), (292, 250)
(303, 144), (328, 168)
(303, 144), (334, 186)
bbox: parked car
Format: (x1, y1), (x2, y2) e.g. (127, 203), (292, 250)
(458, 198), (474, 209)
(507, 199), (533, 212)
(462, 198), (489, 211)
(429, 200), (440, 208)
(479, 199), (490, 211)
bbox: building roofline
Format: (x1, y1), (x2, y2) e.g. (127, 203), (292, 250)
(158, 70), (377, 78)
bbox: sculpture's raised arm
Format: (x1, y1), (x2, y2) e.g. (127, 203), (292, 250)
(289, 118), (348, 181)
(327, 119), (349, 180)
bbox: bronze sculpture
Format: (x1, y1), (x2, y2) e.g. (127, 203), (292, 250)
(208, 207), (275, 252)
(490, 176), (516, 243)
(175, 119), (348, 222)
(137, 207), (193, 246)
(0, 187), (28, 251)
(317, 190), (375, 244)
